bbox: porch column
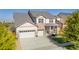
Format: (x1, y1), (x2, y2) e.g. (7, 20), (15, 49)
(57, 27), (60, 34)
(49, 26), (51, 34)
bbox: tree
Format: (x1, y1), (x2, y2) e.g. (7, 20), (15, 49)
(64, 11), (79, 49)
(0, 23), (16, 50)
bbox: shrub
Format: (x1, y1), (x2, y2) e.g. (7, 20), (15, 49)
(0, 23), (16, 50)
(64, 11), (79, 49)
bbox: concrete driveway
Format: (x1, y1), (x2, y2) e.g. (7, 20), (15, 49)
(18, 36), (65, 50)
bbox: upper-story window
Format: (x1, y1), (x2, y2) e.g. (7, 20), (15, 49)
(39, 19), (43, 23)
(49, 19), (56, 23)
(37, 16), (45, 23)
(38, 18), (44, 23)
(57, 18), (61, 21)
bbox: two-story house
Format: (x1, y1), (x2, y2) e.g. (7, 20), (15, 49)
(14, 10), (62, 39)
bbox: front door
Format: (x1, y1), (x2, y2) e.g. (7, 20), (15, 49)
(50, 26), (57, 34)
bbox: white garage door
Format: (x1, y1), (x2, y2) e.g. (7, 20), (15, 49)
(19, 30), (35, 38)
(38, 30), (44, 36)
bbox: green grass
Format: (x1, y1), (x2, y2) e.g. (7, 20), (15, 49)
(53, 37), (66, 44)
(54, 37), (76, 50)
(64, 45), (76, 50)
(52, 36), (78, 50)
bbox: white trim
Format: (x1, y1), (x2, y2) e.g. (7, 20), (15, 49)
(36, 16), (46, 23)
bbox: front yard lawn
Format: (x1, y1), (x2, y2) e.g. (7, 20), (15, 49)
(64, 45), (76, 50)
(52, 35), (75, 50)
(53, 36), (66, 44)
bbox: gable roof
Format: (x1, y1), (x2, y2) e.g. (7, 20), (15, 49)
(14, 11), (58, 28)
(29, 11), (56, 19)
(13, 13), (34, 28)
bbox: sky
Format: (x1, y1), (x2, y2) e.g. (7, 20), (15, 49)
(0, 9), (77, 22)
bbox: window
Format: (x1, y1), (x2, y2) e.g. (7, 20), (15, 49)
(38, 29), (44, 31)
(49, 20), (53, 23)
(19, 30), (35, 33)
(38, 19), (43, 23)
(51, 26), (53, 29)
(51, 26), (57, 30)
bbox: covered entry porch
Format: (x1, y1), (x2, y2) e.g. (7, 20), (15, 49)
(45, 23), (59, 35)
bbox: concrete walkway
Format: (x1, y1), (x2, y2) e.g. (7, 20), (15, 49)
(18, 36), (65, 50)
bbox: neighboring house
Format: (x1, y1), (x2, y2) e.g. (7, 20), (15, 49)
(13, 10), (63, 38)
(58, 13), (71, 24)
(57, 13), (71, 35)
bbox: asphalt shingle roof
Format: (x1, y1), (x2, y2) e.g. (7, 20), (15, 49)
(13, 13), (34, 27)
(29, 11), (56, 19)
(14, 11), (58, 27)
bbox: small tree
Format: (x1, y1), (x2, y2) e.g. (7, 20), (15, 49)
(64, 11), (79, 49)
(0, 23), (16, 50)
